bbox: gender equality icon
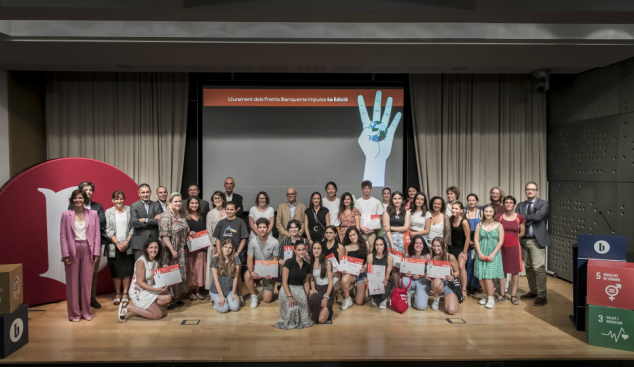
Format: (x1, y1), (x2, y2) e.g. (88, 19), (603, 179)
(357, 90), (402, 187)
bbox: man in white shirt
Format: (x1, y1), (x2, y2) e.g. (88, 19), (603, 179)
(156, 186), (168, 212)
(355, 180), (385, 250)
(244, 218), (279, 308)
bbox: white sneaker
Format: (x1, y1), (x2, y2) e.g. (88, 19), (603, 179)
(371, 299), (377, 307)
(479, 297), (487, 305)
(250, 295), (258, 309)
(485, 296), (495, 309)
(379, 299), (388, 309)
(431, 297), (440, 311)
(341, 297), (353, 311)
(239, 295), (245, 306)
(407, 295), (412, 307)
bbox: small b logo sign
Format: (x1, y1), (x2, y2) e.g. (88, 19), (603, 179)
(595, 240), (610, 255)
(10, 318), (23, 342)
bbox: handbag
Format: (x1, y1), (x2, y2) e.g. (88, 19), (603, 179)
(448, 278), (464, 304)
(390, 278), (411, 314)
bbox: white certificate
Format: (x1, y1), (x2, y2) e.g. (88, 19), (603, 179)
(153, 265), (183, 287)
(361, 213), (382, 230)
(283, 246), (294, 260)
(326, 253), (339, 272)
(254, 260), (279, 278)
(188, 230), (212, 252)
(339, 256), (364, 276)
(426, 260), (452, 279)
(400, 258), (426, 276)
(367, 265), (386, 295)
(388, 249), (404, 268)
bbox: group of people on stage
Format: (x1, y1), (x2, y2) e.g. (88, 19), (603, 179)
(60, 177), (551, 329)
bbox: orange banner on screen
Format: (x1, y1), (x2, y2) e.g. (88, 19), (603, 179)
(204, 89), (404, 107)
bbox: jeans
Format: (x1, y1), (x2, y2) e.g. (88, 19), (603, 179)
(209, 292), (240, 313)
(401, 276), (430, 310)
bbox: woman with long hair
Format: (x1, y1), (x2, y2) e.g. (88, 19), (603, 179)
(209, 239), (241, 313)
(489, 186), (506, 216)
(464, 194), (483, 294)
(405, 186), (418, 210)
(105, 190), (134, 306)
(340, 227), (370, 310)
(185, 196), (207, 301)
(497, 196), (525, 306)
(322, 225), (344, 301)
(159, 192), (190, 309)
(474, 204), (505, 309)
(305, 192), (330, 246)
(248, 191), (275, 240)
(308, 241), (335, 323)
(119, 238), (172, 322)
(400, 235), (431, 310)
(409, 192), (430, 243)
(425, 196), (451, 245)
(205, 190), (227, 289)
(426, 237), (460, 315)
(366, 237), (394, 309)
(449, 201), (471, 299)
(383, 191), (411, 253)
(338, 192), (360, 242)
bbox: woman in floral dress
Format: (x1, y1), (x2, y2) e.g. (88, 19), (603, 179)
(160, 192), (190, 309)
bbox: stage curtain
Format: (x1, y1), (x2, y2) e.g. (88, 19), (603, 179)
(45, 72), (188, 194)
(410, 74), (547, 204)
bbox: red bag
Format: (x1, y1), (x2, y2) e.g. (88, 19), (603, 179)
(391, 278), (411, 314)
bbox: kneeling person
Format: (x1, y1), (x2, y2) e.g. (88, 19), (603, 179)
(245, 218), (280, 308)
(209, 239), (242, 313)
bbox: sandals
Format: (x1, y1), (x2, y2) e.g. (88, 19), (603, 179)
(118, 302), (128, 323)
(121, 294), (129, 306)
(195, 293), (206, 300)
(510, 296), (520, 305)
(189, 293), (198, 301)
(113, 293), (122, 305)
(495, 294), (507, 302)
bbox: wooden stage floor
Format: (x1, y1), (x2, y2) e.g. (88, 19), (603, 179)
(3, 276), (634, 363)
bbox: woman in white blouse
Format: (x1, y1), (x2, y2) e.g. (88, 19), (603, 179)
(409, 192), (431, 246)
(248, 191), (275, 240)
(206, 190), (227, 289)
(322, 182), (341, 227)
(105, 190), (134, 306)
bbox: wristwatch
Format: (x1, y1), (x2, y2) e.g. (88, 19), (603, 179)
(323, 295), (330, 300)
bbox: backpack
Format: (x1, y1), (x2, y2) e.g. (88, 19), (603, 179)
(391, 278), (411, 314)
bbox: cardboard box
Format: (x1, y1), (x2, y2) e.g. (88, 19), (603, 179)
(586, 304), (634, 352)
(0, 303), (28, 359)
(0, 265), (23, 315)
(587, 260), (634, 310)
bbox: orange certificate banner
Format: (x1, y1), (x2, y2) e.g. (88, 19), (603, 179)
(203, 89), (404, 107)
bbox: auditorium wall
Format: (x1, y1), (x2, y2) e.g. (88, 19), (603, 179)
(548, 57), (634, 282)
(0, 70), (9, 185)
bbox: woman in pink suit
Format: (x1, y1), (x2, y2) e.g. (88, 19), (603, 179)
(60, 189), (101, 322)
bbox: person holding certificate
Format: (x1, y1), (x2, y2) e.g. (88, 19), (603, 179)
(400, 235), (431, 310)
(308, 242), (335, 323)
(272, 241), (314, 330)
(205, 191), (227, 288)
(383, 191), (411, 286)
(185, 197), (207, 301)
(427, 237), (459, 315)
(159, 193), (190, 310)
(366, 237), (394, 309)
(474, 204), (505, 309)
(119, 238), (172, 322)
(245, 218), (279, 308)
(278, 220), (310, 271)
(340, 227), (371, 311)
(355, 180), (385, 250)
(209, 239), (242, 314)
(322, 225), (344, 301)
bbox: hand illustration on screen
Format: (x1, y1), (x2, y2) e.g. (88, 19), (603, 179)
(357, 90), (401, 187)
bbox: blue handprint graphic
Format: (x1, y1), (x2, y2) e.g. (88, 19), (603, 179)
(358, 90), (402, 186)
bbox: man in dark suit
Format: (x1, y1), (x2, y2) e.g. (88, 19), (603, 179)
(224, 177), (244, 218)
(515, 181), (551, 306)
(67, 181), (107, 309)
(187, 184), (210, 218)
(130, 183), (163, 261)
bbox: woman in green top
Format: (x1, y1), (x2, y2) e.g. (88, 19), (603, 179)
(474, 204), (504, 310)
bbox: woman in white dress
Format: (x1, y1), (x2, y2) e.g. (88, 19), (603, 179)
(205, 190), (227, 289)
(119, 238), (172, 322)
(248, 191), (275, 240)
(409, 192), (431, 246)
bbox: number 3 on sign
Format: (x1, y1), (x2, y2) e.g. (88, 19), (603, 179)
(599, 315), (603, 323)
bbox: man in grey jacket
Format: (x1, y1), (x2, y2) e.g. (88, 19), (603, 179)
(130, 183), (163, 260)
(515, 182), (551, 306)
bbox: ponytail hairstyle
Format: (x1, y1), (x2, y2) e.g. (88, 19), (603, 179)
(217, 239), (236, 277)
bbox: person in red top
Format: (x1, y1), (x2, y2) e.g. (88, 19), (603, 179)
(497, 196), (525, 305)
